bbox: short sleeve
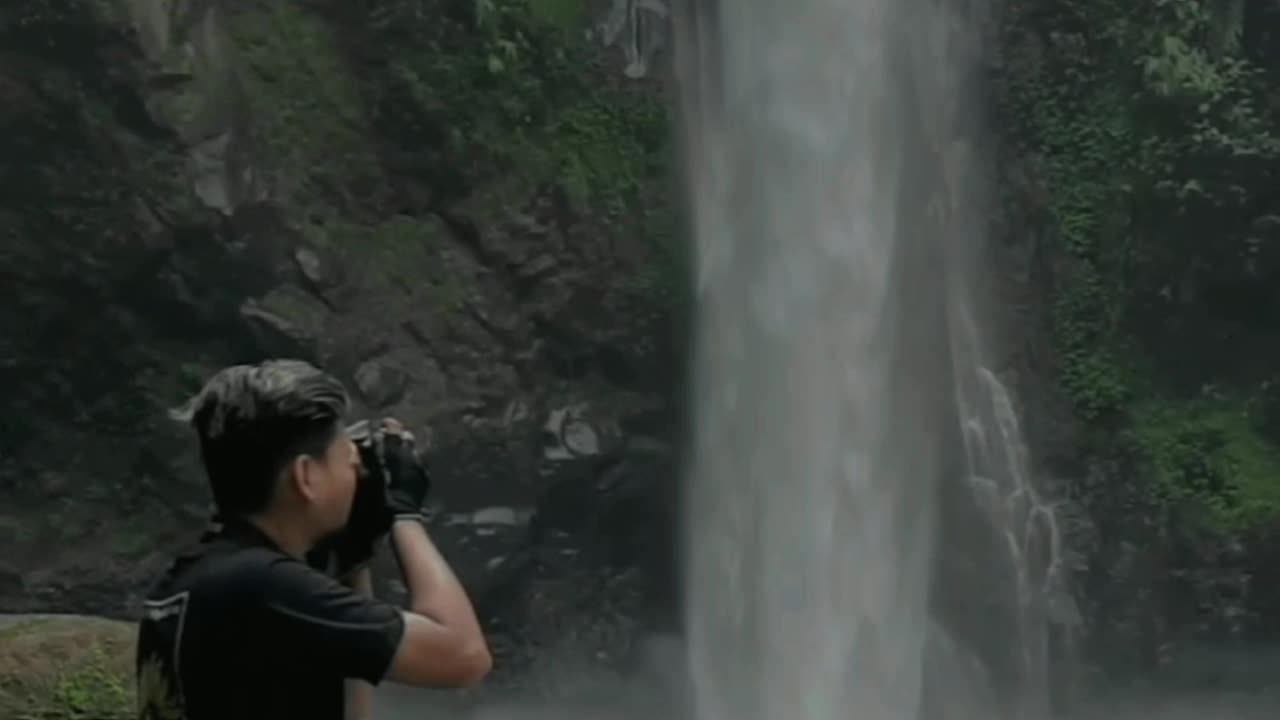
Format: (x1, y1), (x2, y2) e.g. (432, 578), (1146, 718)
(254, 555), (405, 684)
(305, 534), (375, 584)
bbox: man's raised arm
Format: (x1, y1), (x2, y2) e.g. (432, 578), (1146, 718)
(384, 518), (490, 687)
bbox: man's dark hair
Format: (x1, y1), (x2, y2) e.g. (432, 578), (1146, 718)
(173, 359), (350, 517)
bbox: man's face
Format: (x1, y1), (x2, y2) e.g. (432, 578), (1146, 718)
(301, 428), (361, 535)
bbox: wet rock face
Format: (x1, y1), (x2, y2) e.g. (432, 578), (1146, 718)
(0, 0), (682, 633)
(367, 403), (681, 684)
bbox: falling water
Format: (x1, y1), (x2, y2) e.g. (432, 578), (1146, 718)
(673, 1), (1066, 719)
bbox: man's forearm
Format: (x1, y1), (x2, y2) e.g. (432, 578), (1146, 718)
(390, 519), (483, 637)
(344, 567), (375, 720)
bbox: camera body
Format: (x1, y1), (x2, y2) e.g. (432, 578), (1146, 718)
(344, 418), (431, 530)
(346, 418), (384, 476)
(345, 419), (394, 535)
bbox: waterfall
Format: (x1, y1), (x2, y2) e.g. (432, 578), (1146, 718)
(673, 1), (1066, 718)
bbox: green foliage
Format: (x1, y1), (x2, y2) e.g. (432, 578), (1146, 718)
(42, 650), (131, 720)
(524, 97), (667, 215)
(229, 0), (679, 301)
(1004, 6), (1139, 420)
(1004, 0), (1280, 528)
(368, 0), (669, 217)
(359, 0), (680, 307)
(526, 0), (583, 35)
(1131, 392), (1280, 531)
(231, 0), (383, 209)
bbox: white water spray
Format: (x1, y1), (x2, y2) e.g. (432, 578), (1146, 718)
(674, 2), (1065, 719)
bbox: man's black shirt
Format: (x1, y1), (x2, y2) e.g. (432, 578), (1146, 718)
(135, 519), (405, 720)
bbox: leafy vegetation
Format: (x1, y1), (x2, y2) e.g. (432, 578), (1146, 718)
(360, 0), (669, 215)
(1131, 392), (1280, 529)
(229, 0), (669, 218)
(232, 0), (385, 211)
(227, 0), (678, 305)
(1004, 0), (1280, 525)
(1001, 0), (1280, 664)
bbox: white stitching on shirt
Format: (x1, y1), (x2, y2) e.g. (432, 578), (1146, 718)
(266, 602), (398, 631)
(142, 591), (192, 706)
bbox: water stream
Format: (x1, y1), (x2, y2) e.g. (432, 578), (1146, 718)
(674, 1), (1063, 718)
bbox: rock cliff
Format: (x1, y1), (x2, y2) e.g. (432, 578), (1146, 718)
(0, 1), (683, 680)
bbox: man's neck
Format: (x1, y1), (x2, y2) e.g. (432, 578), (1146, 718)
(246, 513), (313, 559)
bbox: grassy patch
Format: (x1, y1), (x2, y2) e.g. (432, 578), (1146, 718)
(0, 616), (134, 719)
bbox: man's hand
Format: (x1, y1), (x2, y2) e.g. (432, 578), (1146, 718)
(378, 419), (431, 519)
(342, 418), (432, 550)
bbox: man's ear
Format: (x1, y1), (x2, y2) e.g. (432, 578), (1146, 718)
(286, 455), (323, 503)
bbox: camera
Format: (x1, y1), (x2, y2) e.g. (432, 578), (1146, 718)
(346, 418), (382, 474)
(344, 417), (431, 524)
(343, 419), (395, 538)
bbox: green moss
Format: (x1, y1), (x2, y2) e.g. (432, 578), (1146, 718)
(364, 215), (443, 284)
(527, 0), (583, 35)
(229, 0), (381, 208)
(308, 216), (468, 306)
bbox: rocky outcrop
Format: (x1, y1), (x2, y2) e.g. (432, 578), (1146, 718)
(0, 0), (682, 664)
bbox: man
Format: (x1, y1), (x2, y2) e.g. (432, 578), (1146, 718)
(136, 359), (491, 720)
